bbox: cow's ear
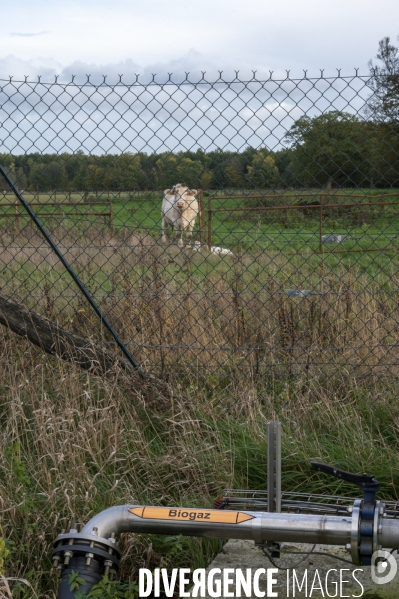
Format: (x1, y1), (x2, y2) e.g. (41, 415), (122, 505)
(191, 189), (198, 195)
(164, 189), (172, 195)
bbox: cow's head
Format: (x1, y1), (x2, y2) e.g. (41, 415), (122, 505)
(173, 184), (197, 209)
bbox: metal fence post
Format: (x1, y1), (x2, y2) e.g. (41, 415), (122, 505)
(267, 421), (281, 513)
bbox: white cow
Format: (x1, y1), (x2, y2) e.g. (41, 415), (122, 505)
(161, 184), (198, 247)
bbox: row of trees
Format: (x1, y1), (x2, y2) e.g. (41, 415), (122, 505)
(1, 113), (398, 191)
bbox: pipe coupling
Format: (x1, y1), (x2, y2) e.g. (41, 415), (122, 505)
(52, 526), (120, 579)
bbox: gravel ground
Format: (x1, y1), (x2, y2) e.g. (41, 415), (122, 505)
(202, 539), (399, 598)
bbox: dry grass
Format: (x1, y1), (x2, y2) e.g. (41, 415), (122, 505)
(2, 224), (399, 596)
(1, 333), (399, 597)
(2, 223), (399, 382)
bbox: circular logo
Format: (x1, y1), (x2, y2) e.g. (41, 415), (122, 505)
(371, 550), (398, 585)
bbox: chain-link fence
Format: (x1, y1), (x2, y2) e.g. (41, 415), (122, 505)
(1, 71), (399, 381)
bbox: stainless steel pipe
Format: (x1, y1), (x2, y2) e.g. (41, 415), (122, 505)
(381, 517), (399, 548)
(81, 504), (353, 546)
(54, 502), (399, 599)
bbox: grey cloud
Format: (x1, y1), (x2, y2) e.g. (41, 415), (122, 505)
(0, 52), (371, 155)
(60, 59), (141, 85)
(10, 31), (50, 37)
(0, 55), (61, 80)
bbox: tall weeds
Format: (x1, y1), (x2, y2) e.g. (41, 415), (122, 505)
(1, 225), (399, 596)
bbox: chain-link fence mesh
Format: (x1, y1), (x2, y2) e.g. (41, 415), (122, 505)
(1, 71), (398, 381)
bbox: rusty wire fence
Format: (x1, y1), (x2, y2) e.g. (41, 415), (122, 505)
(0, 71), (399, 382)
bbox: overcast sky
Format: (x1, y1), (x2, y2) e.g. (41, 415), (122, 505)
(0, 0), (398, 155)
(0, 0), (398, 82)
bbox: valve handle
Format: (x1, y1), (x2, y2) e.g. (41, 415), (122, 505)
(310, 461), (380, 493)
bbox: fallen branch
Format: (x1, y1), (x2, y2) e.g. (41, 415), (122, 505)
(0, 291), (137, 377)
(0, 292), (171, 399)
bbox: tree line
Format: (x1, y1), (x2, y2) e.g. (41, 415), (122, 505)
(1, 36), (398, 193)
(1, 112), (398, 193)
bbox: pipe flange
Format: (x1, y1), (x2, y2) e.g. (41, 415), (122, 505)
(373, 501), (384, 554)
(52, 544), (120, 568)
(53, 532), (120, 554)
(359, 499), (378, 564)
(351, 499), (362, 565)
(52, 531), (120, 574)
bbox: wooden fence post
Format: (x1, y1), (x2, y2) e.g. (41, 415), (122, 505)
(15, 200), (19, 235)
(207, 195), (213, 251)
(109, 202), (113, 236)
(198, 189), (206, 244)
(319, 193), (324, 254)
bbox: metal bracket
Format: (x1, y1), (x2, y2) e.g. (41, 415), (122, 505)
(311, 461), (381, 565)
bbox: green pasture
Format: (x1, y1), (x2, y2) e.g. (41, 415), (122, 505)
(1, 189), (399, 282)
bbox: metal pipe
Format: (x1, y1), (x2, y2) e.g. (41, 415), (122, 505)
(54, 502), (399, 598)
(0, 212), (112, 218)
(206, 200), (399, 212)
(213, 193), (399, 200)
(380, 517), (399, 547)
(79, 504), (352, 546)
(0, 202), (112, 207)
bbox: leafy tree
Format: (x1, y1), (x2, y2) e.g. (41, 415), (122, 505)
(200, 169), (213, 188)
(153, 154), (178, 188)
(207, 149), (237, 188)
(285, 111), (370, 187)
(85, 163), (107, 190)
(29, 160), (69, 190)
(365, 122), (399, 186)
(246, 150), (279, 188)
(106, 153), (142, 190)
(365, 35), (399, 122)
(71, 151), (93, 190)
(223, 157), (246, 187)
(176, 157), (203, 188)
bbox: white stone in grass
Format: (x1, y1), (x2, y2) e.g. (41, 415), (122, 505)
(192, 241), (233, 255)
(286, 289), (313, 298)
(321, 234), (349, 244)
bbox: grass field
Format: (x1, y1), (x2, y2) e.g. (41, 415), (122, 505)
(1, 190), (399, 596)
(1, 188), (399, 378)
(3, 188), (399, 255)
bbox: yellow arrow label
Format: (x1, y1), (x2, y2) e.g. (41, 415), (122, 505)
(128, 507), (254, 525)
